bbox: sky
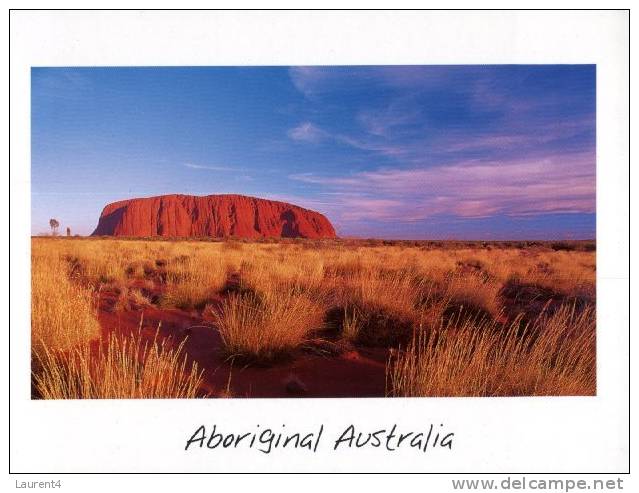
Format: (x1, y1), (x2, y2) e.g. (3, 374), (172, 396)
(31, 65), (595, 239)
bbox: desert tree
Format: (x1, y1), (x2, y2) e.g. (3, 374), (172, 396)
(49, 218), (60, 236)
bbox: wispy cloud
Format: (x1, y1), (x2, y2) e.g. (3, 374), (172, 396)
(279, 67), (594, 234)
(288, 67), (325, 98)
(288, 66), (458, 98)
(288, 65), (595, 160)
(183, 163), (235, 171)
(287, 121), (406, 157)
(287, 122), (327, 143)
(356, 100), (422, 138)
(289, 152), (595, 223)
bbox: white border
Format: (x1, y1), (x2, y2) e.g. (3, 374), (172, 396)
(8, 10), (629, 475)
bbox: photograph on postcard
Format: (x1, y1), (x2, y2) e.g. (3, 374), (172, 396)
(30, 65), (597, 400)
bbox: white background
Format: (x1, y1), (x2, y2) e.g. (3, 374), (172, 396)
(6, 8), (630, 482)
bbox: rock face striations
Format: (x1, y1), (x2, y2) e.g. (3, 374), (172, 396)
(91, 194), (336, 239)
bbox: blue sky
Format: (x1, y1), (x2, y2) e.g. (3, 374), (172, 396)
(31, 66), (595, 239)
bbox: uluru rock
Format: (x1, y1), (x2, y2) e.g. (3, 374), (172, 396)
(91, 194), (337, 239)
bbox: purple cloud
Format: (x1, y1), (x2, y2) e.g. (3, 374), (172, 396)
(289, 152), (595, 224)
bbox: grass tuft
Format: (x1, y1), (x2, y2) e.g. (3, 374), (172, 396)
(33, 326), (204, 399)
(31, 251), (101, 358)
(210, 288), (325, 363)
(386, 304), (595, 397)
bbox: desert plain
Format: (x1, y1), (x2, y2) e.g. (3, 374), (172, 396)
(31, 236), (596, 399)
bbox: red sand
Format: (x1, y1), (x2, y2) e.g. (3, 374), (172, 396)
(97, 288), (387, 398)
(91, 194), (336, 239)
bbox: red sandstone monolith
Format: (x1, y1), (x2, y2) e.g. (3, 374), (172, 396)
(91, 194), (336, 239)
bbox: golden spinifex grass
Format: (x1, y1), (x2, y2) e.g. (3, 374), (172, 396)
(161, 253), (228, 309)
(210, 288), (325, 362)
(443, 271), (503, 320)
(31, 249), (101, 357)
(32, 237), (596, 396)
(33, 326), (204, 399)
(386, 303), (596, 397)
(341, 306), (362, 343)
(32, 237), (595, 314)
